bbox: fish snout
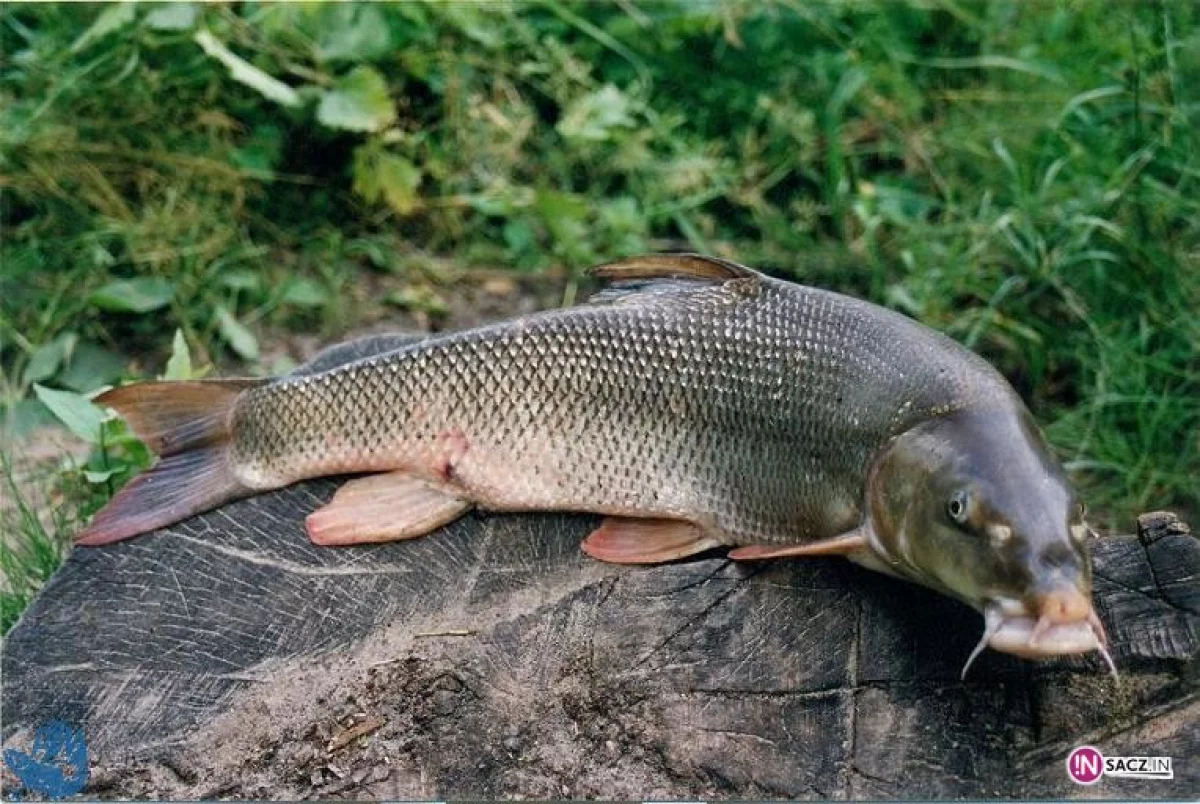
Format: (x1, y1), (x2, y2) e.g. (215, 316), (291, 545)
(964, 596), (1117, 679)
(972, 586), (1116, 676)
(1033, 587), (1092, 625)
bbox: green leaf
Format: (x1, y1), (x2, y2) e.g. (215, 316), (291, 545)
(70, 3), (137, 53)
(3, 399), (57, 440)
(33, 385), (108, 445)
(599, 197), (647, 253)
(91, 243), (116, 268)
(89, 277), (175, 313)
(345, 237), (396, 272)
(317, 66), (395, 132)
(534, 190), (593, 266)
(99, 418), (152, 466)
(502, 219), (534, 256)
(220, 270), (260, 292)
(557, 85), (635, 142)
(315, 4), (393, 62)
(384, 285), (448, 315)
(22, 332), (78, 386)
(467, 194), (514, 217)
(59, 343), (127, 392)
(231, 124), (284, 175)
(282, 278), (329, 308)
(214, 306), (260, 360)
(438, 4), (502, 48)
(827, 68), (867, 119)
(163, 329), (193, 380)
(145, 3), (198, 32)
(352, 144), (422, 215)
(534, 190), (589, 243)
(194, 29), (301, 108)
(83, 468), (120, 484)
(376, 154), (422, 215)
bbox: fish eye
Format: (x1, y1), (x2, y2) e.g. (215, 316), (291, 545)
(946, 490), (970, 525)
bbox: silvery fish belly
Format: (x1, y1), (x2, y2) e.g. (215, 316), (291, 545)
(78, 254), (1112, 673)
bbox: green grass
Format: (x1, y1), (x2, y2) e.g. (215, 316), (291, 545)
(1, 452), (74, 632)
(2, 1), (1197, 631)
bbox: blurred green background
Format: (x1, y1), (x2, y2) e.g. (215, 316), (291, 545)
(1, 1), (1197, 629)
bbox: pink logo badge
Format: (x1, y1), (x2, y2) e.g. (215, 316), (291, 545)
(1067, 745), (1104, 785)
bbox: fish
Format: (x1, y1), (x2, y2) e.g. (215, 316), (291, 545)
(77, 253), (1113, 676)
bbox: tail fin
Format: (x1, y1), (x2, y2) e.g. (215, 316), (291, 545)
(76, 379), (266, 546)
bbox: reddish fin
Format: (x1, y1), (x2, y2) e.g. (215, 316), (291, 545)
(728, 531), (866, 561)
(76, 448), (247, 545)
(76, 379), (261, 545)
(581, 517), (722, 564)
(95, 379), (264, 455)
(305, 472), (471, 546)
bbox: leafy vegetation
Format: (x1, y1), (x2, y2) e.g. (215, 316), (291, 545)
(2, 1), (1197, 629)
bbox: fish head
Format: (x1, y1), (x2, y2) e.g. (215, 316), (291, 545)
(864, 407), (1112, 674)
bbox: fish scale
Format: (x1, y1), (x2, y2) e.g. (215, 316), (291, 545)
(227, 269), (1012, 546)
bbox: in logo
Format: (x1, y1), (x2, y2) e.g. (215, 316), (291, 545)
(3, 721), (88, 801)
(1066, 745), (1104, 785)
(1067, 745), (1174, 784)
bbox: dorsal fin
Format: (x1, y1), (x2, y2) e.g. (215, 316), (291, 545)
(590, 253), (757, 283)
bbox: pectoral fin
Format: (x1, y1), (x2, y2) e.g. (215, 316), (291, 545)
(305, 471), (471, 546)
(728, 531), (866, 561)
(581, 517), (723, 564)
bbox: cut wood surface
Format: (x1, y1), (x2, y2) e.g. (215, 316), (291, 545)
(3, 501), (1196, 799)
(2, 339), (1196, 799)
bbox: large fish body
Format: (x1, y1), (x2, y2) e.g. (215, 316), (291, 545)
(233, 265), (1005, 545)
(79, 254), (1109, 671)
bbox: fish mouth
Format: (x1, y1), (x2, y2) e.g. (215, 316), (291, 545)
(960, 601), (1117, 679)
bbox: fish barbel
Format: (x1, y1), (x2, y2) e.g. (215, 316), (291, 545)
(78, 254), (1112, 673)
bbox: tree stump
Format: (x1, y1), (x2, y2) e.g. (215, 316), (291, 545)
(3, 499), (1195, 799)
(3, 335), (1197, 799)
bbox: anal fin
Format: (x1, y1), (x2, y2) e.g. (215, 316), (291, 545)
(305, 471), (471, 546)
(581, 517), (723, 564)
(728, 530), (866, 561)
